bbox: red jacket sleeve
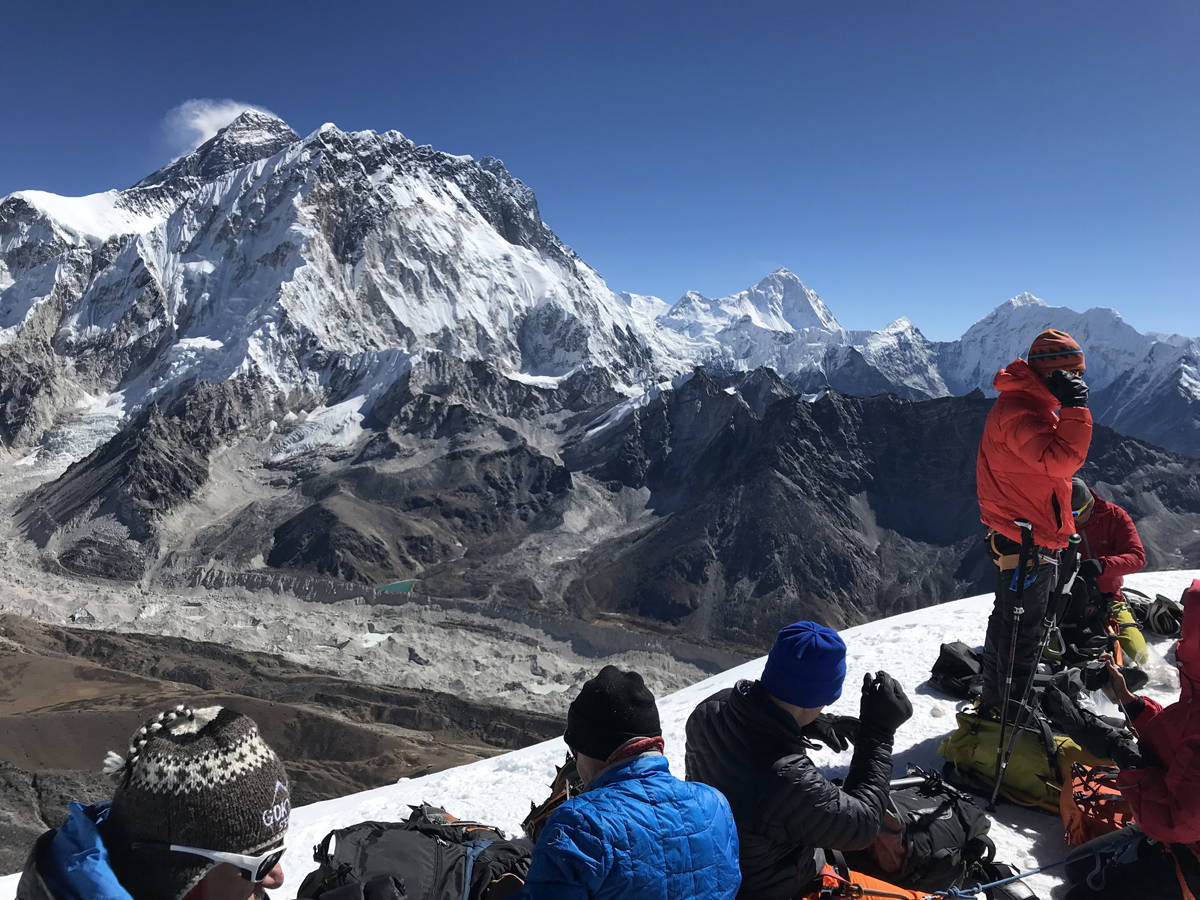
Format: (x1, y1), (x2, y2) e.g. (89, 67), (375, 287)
(1128, 696), (1164, 735)
(1117, 735), (1200, 844)
(1100, 506), (1146, 579)
(1009, 407), (1092, 476)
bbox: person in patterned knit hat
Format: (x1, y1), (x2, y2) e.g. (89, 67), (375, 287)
(16, 705), (291, 900)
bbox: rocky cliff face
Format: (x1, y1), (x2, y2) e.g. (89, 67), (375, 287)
(13, 338), (1200, 647)
(559, 378), (1200, 643)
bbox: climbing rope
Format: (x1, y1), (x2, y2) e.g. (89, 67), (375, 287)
(927, 836), (1137, 899)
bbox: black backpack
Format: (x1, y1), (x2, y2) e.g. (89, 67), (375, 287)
(296, 804), (532, 900)
(845, 766), (995, 893)
(1058, 579), (1110, 658)
(929, 642), (982, 700)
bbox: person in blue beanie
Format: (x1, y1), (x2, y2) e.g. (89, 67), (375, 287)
(518, 665), (741, 899)
(685, 621), (912, 899)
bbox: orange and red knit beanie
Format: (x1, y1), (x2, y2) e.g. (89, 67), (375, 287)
(1027, 329), (1085, 376)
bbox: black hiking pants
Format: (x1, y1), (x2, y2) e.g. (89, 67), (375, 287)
(1064, 827), (1200, 899)
(980, 535), (1058, 714)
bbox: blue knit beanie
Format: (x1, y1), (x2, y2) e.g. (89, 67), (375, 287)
(761, 621), (847, 708)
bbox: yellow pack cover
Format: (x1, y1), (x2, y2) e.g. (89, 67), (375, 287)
(938, 710), (1108, 811)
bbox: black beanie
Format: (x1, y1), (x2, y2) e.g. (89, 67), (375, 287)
(564, 666), (661, 761)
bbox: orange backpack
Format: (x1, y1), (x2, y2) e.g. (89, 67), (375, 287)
(1059, 762), (1132, 846)
(805, 863), (931, 899)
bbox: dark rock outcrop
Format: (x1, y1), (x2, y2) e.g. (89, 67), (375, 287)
(553, 374), (1200, 645)
(18, 377), (280, 577)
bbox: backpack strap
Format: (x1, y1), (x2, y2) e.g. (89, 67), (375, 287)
(314, 829), (338, 866)
(968, 834), (996, 866)
(1170, 844), (1200, 900)
(816, 849), (853, 899)
(460, 840), (496, 900)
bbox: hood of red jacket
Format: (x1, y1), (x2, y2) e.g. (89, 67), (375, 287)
(992, 359), (1058, 408)
(1178, 579), (1200, 699)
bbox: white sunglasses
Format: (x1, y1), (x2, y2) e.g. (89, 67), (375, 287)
(134, 842), (286, 882)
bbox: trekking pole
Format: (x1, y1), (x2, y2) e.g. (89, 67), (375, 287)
(991, 533), (1082, 809)
(988, 519), (1035, 810)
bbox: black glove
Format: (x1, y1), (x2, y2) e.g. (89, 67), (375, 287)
(1078, 558), (1105, 581)
(1045, 370), (1089, 407)
(1108, 738), (1145, 770)
(801, 713), (860, 752)
(859, 671), (913, 738)
(1042, 686), (1125, 759)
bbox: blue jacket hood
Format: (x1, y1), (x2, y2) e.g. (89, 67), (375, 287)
(41, 803), (133, 900)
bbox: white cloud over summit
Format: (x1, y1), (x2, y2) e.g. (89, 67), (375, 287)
(163, 98), (277, 153)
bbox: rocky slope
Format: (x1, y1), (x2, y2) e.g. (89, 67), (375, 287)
(22, 349), (1198, 648)
(0, 612), (565, 873)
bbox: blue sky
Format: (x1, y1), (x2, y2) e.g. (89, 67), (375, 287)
(3, 0), (1196, 340)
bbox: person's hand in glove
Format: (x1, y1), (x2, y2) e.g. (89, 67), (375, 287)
(858, 671), (913, 740)
(1042, 686), (1128, 759)
(1078, 558), (1104, 581)
(801, 713), (860, 752)
(1108, 738), (1146, 770)
(1045, 370), (1089, 407)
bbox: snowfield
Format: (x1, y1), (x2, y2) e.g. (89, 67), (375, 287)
(1, 569), (1193, 899)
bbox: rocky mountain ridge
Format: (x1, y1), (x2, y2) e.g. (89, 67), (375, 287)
(2, 110), (1197, 468)
(2, 111), (1198, 648)
(18, 349), (1200, 646)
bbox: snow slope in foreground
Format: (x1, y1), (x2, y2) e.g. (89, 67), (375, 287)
(2, 570), (1193, 899)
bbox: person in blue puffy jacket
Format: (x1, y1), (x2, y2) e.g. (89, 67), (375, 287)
(518, 666), (741, 900)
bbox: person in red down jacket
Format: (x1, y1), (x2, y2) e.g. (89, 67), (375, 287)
(976, 329), (1093, 717)
(1051, 580), (1200, 899)
(1072, 477), (1147, 597)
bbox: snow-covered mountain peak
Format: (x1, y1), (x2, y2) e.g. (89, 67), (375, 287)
(670, 289), (708, 308)
(0, 112), (300, 247)
(2, 113), (1197, 461)
(132, 110), (299, 191)
(220, 108), (297, 143)
(0, 113), (689, 463)
(745, 268), (843, 334)
(1005, 291), (1046, 309)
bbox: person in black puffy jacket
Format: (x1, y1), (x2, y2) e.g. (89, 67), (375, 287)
(685, 621), (912, 900)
